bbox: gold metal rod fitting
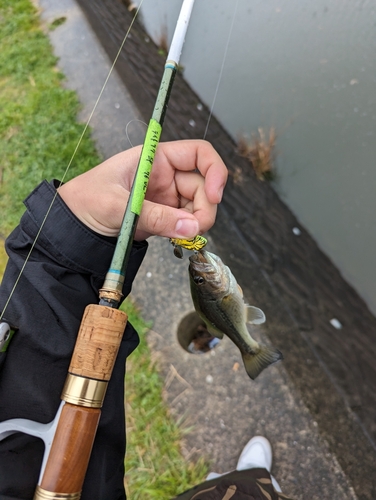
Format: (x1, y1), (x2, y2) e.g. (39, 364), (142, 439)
(34, 486), (81, 500)
(61, 373), (108, 408)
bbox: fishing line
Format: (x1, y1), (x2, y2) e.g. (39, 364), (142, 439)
(1, 0), (239, 321)
(203, 0), (240, 140)
(0, 0), (145, 322)
(125, 119), (148, 147)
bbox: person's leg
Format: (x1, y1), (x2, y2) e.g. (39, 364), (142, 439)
(235, 436), (281, 492)
(172, 436), (292, 500)
(207, 436), (281, 492)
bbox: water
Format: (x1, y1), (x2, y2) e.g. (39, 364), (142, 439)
(135, 0), (376, 315)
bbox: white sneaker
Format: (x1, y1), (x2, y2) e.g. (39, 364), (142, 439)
(206, 436), (281, 492)
(236, 436), (273, 472)
(236, 436), (282, 492)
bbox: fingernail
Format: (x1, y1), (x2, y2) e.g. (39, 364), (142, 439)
(175, 219), (199, 237)
(217, 186), (224, 201)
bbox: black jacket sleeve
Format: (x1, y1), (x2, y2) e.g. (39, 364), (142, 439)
(0, 180), (148, 500)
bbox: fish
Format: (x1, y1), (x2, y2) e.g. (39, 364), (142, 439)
(170, 235), (208, 259)
(189, 250), (283, 380)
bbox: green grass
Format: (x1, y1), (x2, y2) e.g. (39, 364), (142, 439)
(0, 0), (208, 496)
(122, 298), (209, 499)
(0, 0), (101, 237)
(49, 16), (67, 31)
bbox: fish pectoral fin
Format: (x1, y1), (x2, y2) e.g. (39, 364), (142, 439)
(205, 323), (224, 339)
(242, 345), (283, 380)
(245, 305), (266, 324)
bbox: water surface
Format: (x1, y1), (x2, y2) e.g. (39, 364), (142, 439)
(136, 0), (376, 315)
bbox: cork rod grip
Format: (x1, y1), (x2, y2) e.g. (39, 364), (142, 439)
(34, 304), (128, 500)
(69, 304), (127, 380)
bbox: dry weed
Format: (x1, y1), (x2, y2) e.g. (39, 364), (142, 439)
(237, 127), (277, 181)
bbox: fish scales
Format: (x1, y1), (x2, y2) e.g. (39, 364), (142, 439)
(189, 250), (283, 380)
(193, 279), (256, 355)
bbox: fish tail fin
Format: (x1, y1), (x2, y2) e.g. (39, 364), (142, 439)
(242, 344), (283, 380)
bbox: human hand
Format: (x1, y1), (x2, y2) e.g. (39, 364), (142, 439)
(58, 140), (228, 241)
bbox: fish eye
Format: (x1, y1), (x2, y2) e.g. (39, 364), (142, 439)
(194, 276), (205, 285)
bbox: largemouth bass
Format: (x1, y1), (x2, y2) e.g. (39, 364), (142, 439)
(189, 250), (283, 380)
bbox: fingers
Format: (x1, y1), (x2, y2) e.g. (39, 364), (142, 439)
(155, 140), (228, 204)
(135, 140), (227, 240)
(135, 201), (200, 241)
(136, 170), (217, 241)
(59, 140), (228, 241)
(174, 170), (217, 232)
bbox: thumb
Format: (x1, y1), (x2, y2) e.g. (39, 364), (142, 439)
(135, 200), (199, 241)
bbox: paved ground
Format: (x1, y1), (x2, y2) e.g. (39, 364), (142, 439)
(35, 1), (376, 498)
(35, 0), (145, 160)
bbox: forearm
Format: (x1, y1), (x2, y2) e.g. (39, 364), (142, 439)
(0, 180), (148, 499)
(0, 179), (147, 416)
(1, 178), (147, 317)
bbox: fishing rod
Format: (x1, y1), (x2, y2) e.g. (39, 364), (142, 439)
(100, 0), (196, 309)
(0, 1), (196, 498)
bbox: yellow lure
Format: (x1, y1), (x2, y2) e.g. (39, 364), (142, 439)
(170, 236), (208, 258)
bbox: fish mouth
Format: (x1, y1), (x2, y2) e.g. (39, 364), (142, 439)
(188, 250), (225, 277)
(189, 250), (222, 266)
(189, 250), (209, 264)
(189, 250), (229, 294)
(188, 250), (214, 276)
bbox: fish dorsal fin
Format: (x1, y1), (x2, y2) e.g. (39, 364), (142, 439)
(245, 306), (266, 324)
